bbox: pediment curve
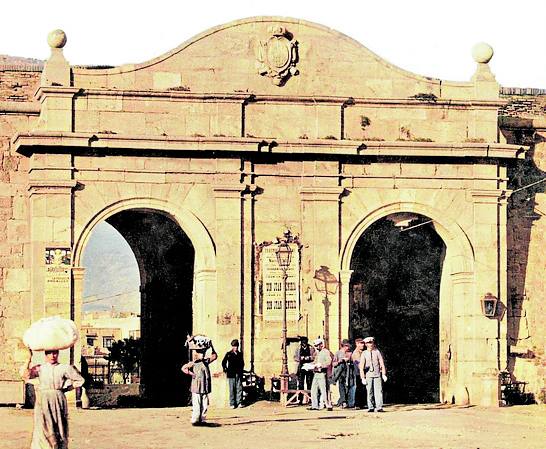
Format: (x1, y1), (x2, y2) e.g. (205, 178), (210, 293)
(72, 16), (448, 98)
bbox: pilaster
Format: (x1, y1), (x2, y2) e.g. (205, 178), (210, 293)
(72, 267), (85, 367)
(338, 269), (353, 340)
(212, 184), (245, 355)
(465, 186), (506, 406)
(300, 186), (344, 350)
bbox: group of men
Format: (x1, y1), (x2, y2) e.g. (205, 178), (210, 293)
(182, 334), (387, 426)
(295, 336), (387, 412)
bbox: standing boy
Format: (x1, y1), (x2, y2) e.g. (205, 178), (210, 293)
(221, 339), (245, 409)
(182, 341), (218, 425)
(359, 336), (387, 412)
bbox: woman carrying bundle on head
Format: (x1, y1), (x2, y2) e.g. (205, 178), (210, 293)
(21, 316), (85, 449)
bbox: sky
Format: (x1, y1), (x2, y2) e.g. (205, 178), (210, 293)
(0, 0), (544, 88)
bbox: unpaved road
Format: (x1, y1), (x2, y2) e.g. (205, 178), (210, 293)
(1, 402), (544, 449)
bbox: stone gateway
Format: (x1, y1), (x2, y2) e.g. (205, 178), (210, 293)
(0, 17), (544, 407)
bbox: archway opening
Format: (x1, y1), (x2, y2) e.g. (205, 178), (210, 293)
(82, 209), (194, 406)
(349, 214), (445, 403)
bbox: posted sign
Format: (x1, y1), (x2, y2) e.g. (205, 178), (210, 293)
(261, 243), (300, 321)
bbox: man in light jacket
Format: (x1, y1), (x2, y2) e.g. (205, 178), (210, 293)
(359, 336), (387, 412)
(309, 337), (333, 411)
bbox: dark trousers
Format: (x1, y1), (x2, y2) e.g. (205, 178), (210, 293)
(354, 375), (367, 409)
(337, 379), (350, 406)
(297, 369), (313, 403)
(228, 374), (243, 407)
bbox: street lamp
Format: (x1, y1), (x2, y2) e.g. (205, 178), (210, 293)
(275, 237), (293, 397)
(481, 292), (498, 318)
(313, 266), (338, 348)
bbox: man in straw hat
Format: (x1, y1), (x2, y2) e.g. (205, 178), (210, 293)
(308, 337), (333, 411)
(359, 336), (387, 412)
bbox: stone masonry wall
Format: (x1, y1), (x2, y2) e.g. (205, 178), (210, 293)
(0, 68), (40, 379)
(501, 89), (546, 402)
(0, 66), (41, 102)
(500, 88), (546, 118)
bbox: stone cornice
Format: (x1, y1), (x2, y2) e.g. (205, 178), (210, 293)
(0, 101), (40, 114)
(300, 187), (345, 201)
(34, 87), (81, 102)
(12, 131), (527, 160)
(27, 180), (78, 196)
(33, 86), (506, 108)
(450, 272), (474, 284)
(212, 184), (247, 198)
(470, 189), (508, 203)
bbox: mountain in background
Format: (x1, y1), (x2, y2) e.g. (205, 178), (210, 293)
(82, 222), (140, 313)
(0, 55), (43, 66)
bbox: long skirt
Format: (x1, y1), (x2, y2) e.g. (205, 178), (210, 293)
(32, 390), (69, 449)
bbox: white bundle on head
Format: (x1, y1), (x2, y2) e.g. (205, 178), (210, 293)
(23, 316), (79, 351)
(186, 334), (211, 350)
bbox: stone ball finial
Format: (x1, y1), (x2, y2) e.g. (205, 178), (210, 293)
(47, 29), (67, 49)
(472, 42), (494, 64)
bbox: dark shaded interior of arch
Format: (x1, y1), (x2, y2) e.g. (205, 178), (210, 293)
(107, 210), (195, 407)
(349, 217), (445, 403)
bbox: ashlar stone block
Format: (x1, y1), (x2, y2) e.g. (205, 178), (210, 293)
(4, 268), (29, 292)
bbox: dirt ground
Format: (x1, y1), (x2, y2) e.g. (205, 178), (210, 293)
(1, 402), (544, 449)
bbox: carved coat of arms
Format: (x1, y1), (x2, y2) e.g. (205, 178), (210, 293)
(256, 26), (299, 86)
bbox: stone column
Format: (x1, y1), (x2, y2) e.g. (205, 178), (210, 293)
(338, 269), (353, 340)
(439, 248), (454, 404)
(450, 271), (474, 405)
(211, 184), (245, 407)
(300, 186), (344, 350)
(193, 269), (218, 338)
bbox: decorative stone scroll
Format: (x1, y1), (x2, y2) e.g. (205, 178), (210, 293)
(256, 25), (299, 86)
(44, 248), (72, 312)
(256, 231), (302, 321)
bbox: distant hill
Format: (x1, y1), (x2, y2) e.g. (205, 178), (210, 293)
(0, 55), (43, 67)
(82, 221), (141, 313)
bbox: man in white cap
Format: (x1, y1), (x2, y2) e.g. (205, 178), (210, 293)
(359, 336), (387, 412)
(308, 337), (333, 411)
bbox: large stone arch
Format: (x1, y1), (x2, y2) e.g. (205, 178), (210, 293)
(341, 202), (474, 274)
(71, 198), (218, 379)
(73, 197), (216, 273)
(340, 201), (476, 403)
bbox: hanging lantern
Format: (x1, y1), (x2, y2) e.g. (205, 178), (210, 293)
(275, 241), (293, 270)
(481, 292), (498, 317)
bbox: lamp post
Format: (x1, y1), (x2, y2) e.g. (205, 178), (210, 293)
(313, 266), (338, 348)
(275, 237), (293, 398)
